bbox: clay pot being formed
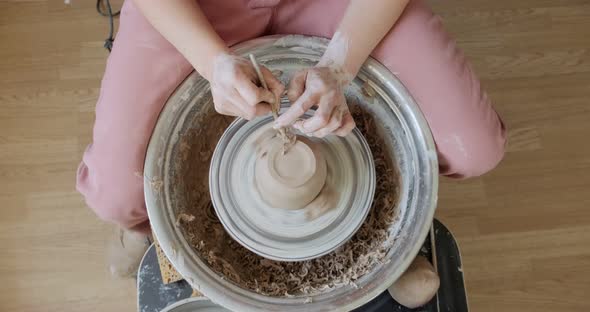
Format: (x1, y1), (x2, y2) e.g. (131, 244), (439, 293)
(254, 137), (327, 210)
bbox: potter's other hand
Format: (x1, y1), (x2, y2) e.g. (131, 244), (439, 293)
(275, 67), (356, 138)
(210, 53), (284, 120)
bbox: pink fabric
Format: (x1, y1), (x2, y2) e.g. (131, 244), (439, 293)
(77, 0), (506, 231)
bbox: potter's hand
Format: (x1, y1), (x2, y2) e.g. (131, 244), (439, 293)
(270, 0), (410, 136)
(275, 67), (356, 137)
(210, 53), (284, 120)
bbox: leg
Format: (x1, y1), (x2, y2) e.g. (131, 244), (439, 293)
(272, 0), (506, 178)
(76, 0), (270, 232)
(371, 0), (506, 177)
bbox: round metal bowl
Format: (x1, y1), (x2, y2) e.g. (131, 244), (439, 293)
(145, 35), (438, 311)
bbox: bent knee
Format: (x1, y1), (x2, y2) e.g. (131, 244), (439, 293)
(439, 120), (507, 178)
(76, 160), (147, 229)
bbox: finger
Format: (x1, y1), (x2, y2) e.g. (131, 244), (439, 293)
(237, 105), (257, 120)
(232, 85), (272, 118)
(260, 66), (285, 103)
(287, 70), (307, 103)
(311, 108), (345, 138)
(237, 102), (258, 120)
(238, 104), (270, 120)
(254, 102), (272, 117)
(227, 88), (258, 120)
(214, 102), (238, 116)
(235, 79), (275, 107)
(292, 119), (306, 134)
(333, 112), (356, 136)
(214, 97), (241, 117)
(275, 91), (317, 127)
(212, 88), (240, 117)
(297, 94), (337, 133)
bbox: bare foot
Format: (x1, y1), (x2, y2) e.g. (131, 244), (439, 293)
(107, 227), (150, 278)
(388, 255), (440, 309)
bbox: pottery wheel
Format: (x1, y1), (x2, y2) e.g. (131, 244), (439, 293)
(210, 112), (376, 261)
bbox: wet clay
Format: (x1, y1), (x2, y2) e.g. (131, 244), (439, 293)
(254, 130), (328, 210)
(174, 101), (400, 297)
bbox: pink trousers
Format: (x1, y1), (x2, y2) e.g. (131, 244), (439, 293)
(77, 0), (506, 232)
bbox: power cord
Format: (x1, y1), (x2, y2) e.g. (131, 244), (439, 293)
(96, 0), (120, 52)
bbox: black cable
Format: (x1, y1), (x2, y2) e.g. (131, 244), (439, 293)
(96, 0), (121, 52)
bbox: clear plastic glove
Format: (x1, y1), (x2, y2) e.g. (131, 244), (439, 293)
(210, 53), (284, 120)
(275, 66), (356, 137)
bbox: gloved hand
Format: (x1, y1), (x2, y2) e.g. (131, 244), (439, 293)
(274, 66), (356, 138)
(210, 53), (284, 120)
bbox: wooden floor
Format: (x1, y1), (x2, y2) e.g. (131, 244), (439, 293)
(1, 0), (589, 311)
